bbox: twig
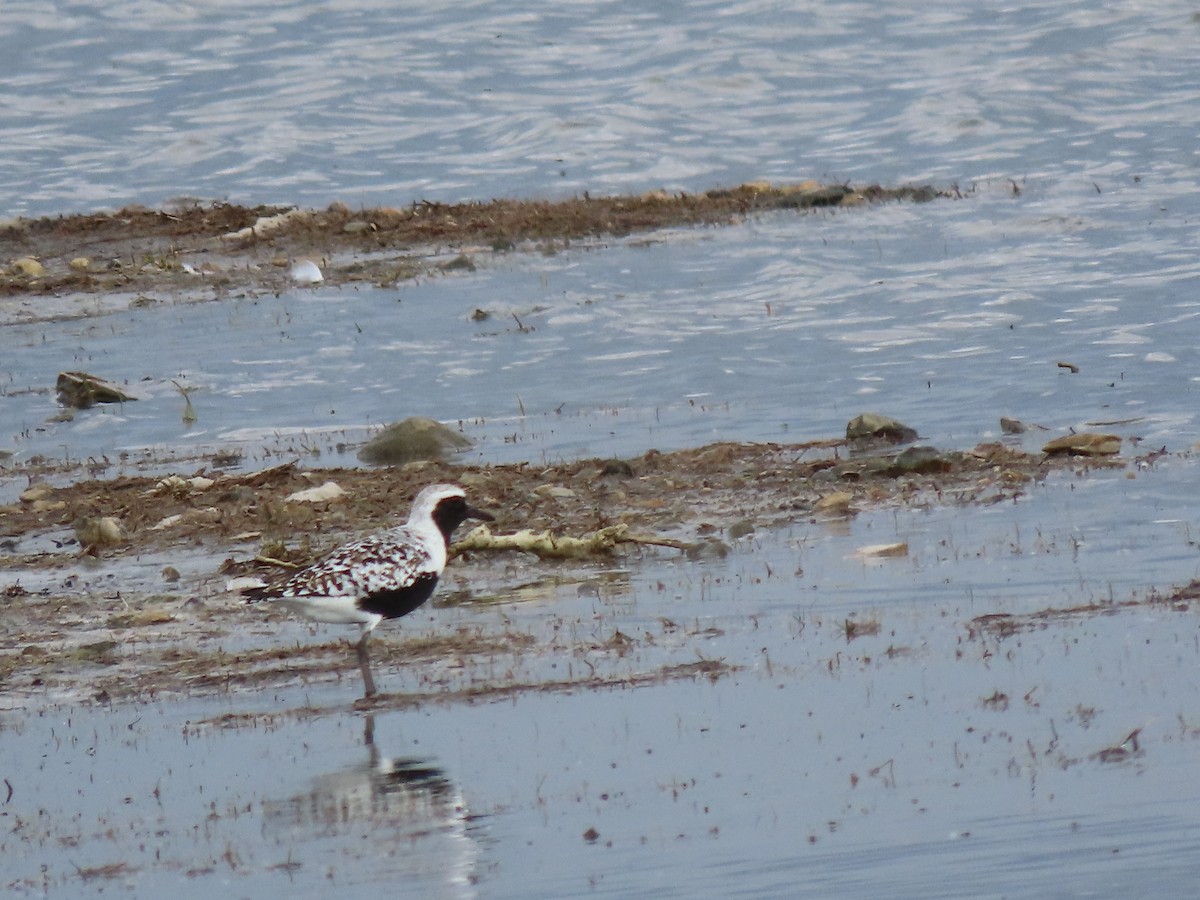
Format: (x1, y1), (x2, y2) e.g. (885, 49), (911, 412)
(254, 555), (302, 569)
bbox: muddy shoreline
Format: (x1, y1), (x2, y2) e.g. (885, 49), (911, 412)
(0, 180), (951, 322)
(0, 179), (1183, 718)
(1, 432), (1166, 710)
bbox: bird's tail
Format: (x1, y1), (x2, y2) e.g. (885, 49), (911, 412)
(227, 576), (273, 604)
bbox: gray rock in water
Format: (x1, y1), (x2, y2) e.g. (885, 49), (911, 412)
(56, 371), (137, 409)
(358, 416), (472, 465)
(1042, 433), (1121, 457)
(883, 446), (957, 476)
(845, 412), (918, 444)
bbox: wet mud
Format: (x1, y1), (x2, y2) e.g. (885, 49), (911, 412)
(0, 435), (1136, 708)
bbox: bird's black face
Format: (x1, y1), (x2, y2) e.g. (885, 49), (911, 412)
(430, 494), (493, 542)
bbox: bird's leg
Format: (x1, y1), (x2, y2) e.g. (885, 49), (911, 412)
(356, 629), (377, 699)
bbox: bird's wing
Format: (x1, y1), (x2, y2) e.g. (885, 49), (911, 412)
(254, 528), (432, 599)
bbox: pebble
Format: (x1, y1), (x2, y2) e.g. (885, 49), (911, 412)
(10, 256), (45, 278)
(290, 258), (324, 284)
(285, 481), (346, 503)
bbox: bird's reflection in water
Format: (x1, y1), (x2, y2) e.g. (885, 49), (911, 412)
(262, 716), (480, 893)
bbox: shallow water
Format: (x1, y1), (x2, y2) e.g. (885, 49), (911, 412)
(5, 0), (1200, 896)
(4, 1), (1200, 468)
(6, 489), (1200, 897)
(5, 189), (1200, 473)
(2, 1), (1198, 216)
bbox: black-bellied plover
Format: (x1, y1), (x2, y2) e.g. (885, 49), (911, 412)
(242, 483), (493, 698)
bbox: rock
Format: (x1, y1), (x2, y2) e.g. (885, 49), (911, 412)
(20, 484), (54, 504)
(685, 537), (731, 560)
(151, 507), (222, 530)
(1043, 433), (1122, 456)
(846, 412), (918, 444)
(55, 371), (137, 408)
(815, 491), (855, 515)
(439, 254), (476, 272)
(290, 258), (323, 284)
(534, 484), (576, 500)
(285, 481), (347, 503)
(161, 566), (181, 583)
(70, 641), (119, 664)
(727, 519), (755, 539)
(10, 256), (45, 278)
(600, 459), (636, 477)
(69, 257), (91, 272)
(153, 474), (214, 496)
(358, 417), (472, 465)
(74, 516), (125, 550)
(885, 446), (956, 476)
(1000, 417), (1048, 435)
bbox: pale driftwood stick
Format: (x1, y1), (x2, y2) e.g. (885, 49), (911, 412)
(452, 524), (694, 559)
(254, 554), (303, 569)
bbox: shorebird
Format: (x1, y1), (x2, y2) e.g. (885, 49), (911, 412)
(242, 483), (493, 698)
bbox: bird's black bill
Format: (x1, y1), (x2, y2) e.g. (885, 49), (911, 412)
(466, 504), (494, 522)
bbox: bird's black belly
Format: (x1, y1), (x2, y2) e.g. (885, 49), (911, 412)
(357, 572), (439, 619)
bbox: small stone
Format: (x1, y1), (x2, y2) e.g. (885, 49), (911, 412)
(358, 417), (473, 465)
(845, 412), (918, 444)
(151, 507), (221, 530)
(1043, 433), (1122, 456)
(10, 256), (45, 278)
(71, 641), (119, 664)
(686, 537), (731, 560)
(285, 481), (346, 503)
(20, 484), (54, 504)
(161, 566), (181, 583)
(534, 484), (576, 500)
(154, 475), (190, 495)
(56, 371), (137, 408)
(69, 257), (91, 272)
(1000, 417), (1026, 434)
(815, 492), (855, 515)
(74, 516), (125, 549)
(600, 459), (635, 477)
(290, 258), (323, 284)
(885, 446), (955, 476)
(727, 519), (755, 540)
(439, 254), (476, 272)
